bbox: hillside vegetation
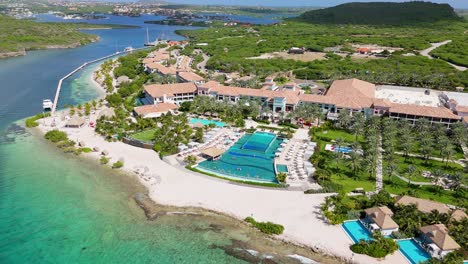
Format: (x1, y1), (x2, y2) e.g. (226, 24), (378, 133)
(0, 15), (136, 56)
(178, 19), (468, 89)
(297, 2), (461, 25)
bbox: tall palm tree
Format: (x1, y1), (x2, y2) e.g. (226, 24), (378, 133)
(385, 163), (398, 183)
(450, 172), (464, 191)
(441, 144), (455, 168)
(337, 109), (351, 129)
(406, 165), (417, 186)
(348, 151), (362, 179)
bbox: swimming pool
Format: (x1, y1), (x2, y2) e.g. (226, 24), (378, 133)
(276, 164), (288, 173)
(242, 132), (276, 152)
(197, 132), (282, 183)
(342, 220), (373, 243)
(190, 118), (225, 127)
(397, 239), (431, 264)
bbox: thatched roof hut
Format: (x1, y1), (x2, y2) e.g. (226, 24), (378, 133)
(200, 147), (225, 160)
(66, 116), (85, 128)
(98, 108), (115, 119)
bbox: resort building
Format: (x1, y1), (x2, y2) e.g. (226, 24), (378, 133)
(363, 206), (399, 236)
(133, 103), (178, 118)
(144, 83), (197, 106)
(177, 71), (205, 84)
(144, 62), (177, 77)
(387, 103), (460, 127)
(394, 196), (451, 214)
(419, 224), (460, 258)
(140, 56), (467, 127)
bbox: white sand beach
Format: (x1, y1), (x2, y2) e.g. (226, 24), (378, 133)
(36, 112), (407, 264)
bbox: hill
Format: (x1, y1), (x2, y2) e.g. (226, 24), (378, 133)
(0, 15), (136, 59)
(297, 1), (461, 25)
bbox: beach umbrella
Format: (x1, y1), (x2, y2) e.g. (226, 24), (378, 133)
(101, 150), (109, 156)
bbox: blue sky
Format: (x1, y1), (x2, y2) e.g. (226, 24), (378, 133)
(165, 0), (468, 8)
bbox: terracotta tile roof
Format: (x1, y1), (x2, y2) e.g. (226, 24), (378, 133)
(146, 63), (177, 75)
(147, 51), (170, 62)
(420, 224), (460, 250)
(389, 103), (461, 120)
(298, 94), (335, 105)
(144, 83), (197, 98)
(451, 209), (467, 222)
(326, 78), (376, 99)
(178, 71), (204, 82)
(395, 196), (450, 214)
(372, 98), (393, 108)
(455, 105), (468, 113)
(134, 103), (178, 116)
(364, 206), (399, 230)
(142, 58), (154, 64)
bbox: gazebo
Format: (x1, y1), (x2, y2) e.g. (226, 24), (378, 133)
(66, 116), (85, 128)
(200, 147), (225, 161)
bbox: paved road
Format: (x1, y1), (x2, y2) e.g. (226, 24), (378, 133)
(196, 52), (209, 73)
(420, 40), (467, 71)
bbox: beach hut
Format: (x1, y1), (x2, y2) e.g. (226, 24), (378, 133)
(65, 116), (85, 128)
(200, 147), (225, 161)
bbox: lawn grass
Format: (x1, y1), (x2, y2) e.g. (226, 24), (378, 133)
(315, 128), (364, 144)
(130, 129), (157, 142)
(384, 177), (461, 205)
(409, 142), (465, 160)
(394, 154), (464, 176)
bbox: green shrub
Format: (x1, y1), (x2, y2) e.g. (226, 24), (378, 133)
(80, 147), (93, 153)
(56, 140), (76, 148)
(112, 161), (124, 169)
(100, 157), (109, 165)
(44, 130), (68, 143)
(245, 216), (284, 235)
(276, 172), (287, 183)
(350, 233), (398, 258)
(25, 113), (50, 128)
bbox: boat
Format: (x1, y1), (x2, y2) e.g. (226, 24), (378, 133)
(43, 99), (53, 111)
(124, 46), (134, 52)
(144, 27), (156, 46)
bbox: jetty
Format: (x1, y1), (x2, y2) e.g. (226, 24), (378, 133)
(51, 47), (150, 116)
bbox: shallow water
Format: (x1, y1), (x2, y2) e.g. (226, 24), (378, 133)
(0, 14), (339, 264)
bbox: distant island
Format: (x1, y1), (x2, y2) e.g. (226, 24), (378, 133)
(297, 2), (462, 25)
(0, 15), (138, 59)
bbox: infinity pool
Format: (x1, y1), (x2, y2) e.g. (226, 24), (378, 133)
(398, 239), (431, 264)
(197, 132), (282, 183)
(342, 220), (373, 243)
(190, 118), (225, 127)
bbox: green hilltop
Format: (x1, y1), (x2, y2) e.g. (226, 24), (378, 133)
(297, 1), (462, 25)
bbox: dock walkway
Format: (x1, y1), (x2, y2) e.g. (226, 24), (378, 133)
(51, 47), (150, 115)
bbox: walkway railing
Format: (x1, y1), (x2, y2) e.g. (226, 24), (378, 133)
(51, 47), (151, 116)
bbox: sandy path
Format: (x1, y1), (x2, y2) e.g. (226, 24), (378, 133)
(420, 40), (466, 71)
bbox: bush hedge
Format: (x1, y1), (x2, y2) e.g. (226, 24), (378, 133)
(44, 130), (68, 143)
(244, 216), (284, 235)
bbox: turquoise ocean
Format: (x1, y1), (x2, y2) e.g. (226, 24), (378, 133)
(0, 14), (335, 264)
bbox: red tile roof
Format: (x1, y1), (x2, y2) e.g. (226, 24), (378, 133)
(178, 71), (204, 82)
(389, 103), (461, 120)
(134, 103), (178, 116)
(144, 83), (197, 98)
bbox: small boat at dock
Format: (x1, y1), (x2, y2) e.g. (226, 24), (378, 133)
(43, 99), (53, 111)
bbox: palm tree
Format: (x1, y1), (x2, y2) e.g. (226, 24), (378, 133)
(441, 144), (455, 168)
(406, 165), (417, 186)
(352, 112), (365, 141)
(432, 169), (444, 187)
(337, 109), (351, 129)
(415, 118), (430, 134)
(385, 163), (398, 183)
(348, 151), (362, 179)
(449, 172), (463, 191)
